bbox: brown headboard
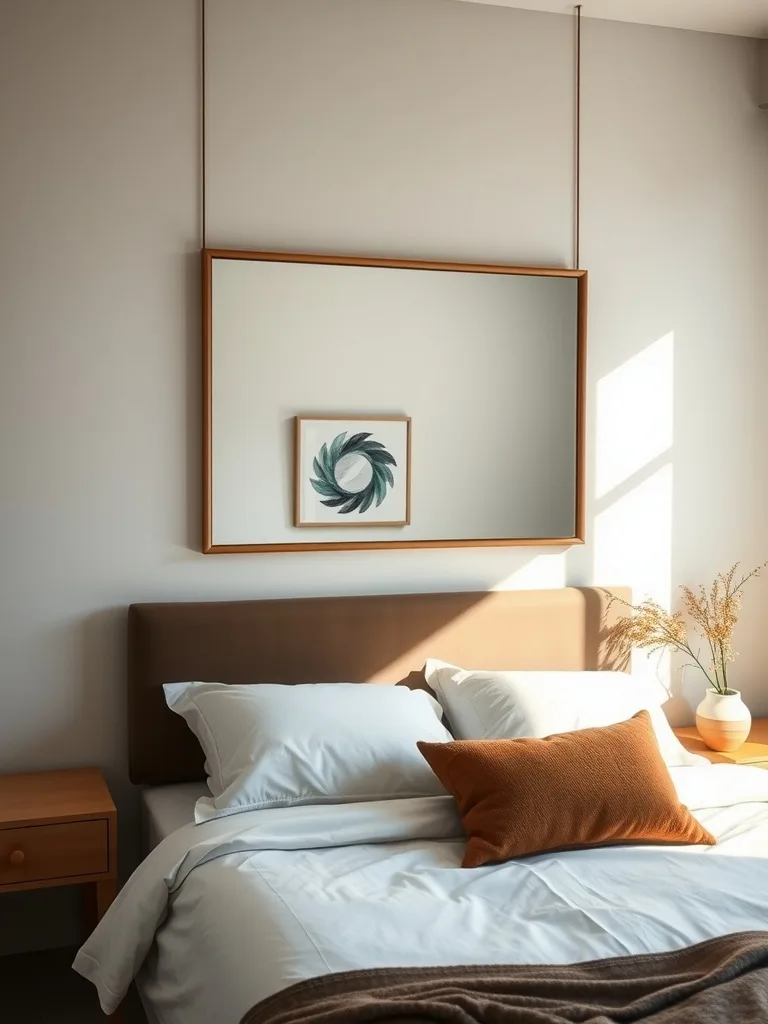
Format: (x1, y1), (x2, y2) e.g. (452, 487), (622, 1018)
(128, 586), (630, 785)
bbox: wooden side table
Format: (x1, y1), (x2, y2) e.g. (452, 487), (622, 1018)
(674, 719), (768, 767)
(0, 767), (117, 925)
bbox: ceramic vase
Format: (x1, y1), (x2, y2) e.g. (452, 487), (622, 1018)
(695, 688), (751, 753)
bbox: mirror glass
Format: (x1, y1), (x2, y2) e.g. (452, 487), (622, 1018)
(206, 252), (584, 552)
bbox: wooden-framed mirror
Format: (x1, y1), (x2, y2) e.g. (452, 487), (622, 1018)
(203, 249), (586, 554)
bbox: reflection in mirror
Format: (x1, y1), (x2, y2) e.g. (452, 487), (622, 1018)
(204, 251), (586, 554)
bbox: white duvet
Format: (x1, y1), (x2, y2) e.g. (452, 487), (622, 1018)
(75, 765), (768, 1024)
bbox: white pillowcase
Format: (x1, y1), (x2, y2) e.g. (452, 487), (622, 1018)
(424, 660), (705, 767)
(163, 681), (452, 823)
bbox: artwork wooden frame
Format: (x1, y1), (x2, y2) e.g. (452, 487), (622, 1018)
(202, 248), (587, 555)
(294, 416), (412, 528)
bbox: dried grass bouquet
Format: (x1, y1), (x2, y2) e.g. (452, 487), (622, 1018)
(606, 563), (766, 695)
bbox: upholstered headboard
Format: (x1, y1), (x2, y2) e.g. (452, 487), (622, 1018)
(128, 586), (630, 785)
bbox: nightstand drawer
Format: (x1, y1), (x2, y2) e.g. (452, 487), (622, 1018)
(0, 820), (108, 886)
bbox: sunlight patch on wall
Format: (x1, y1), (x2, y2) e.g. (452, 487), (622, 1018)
(595, 462), (674, 686)
(491, 552), (567, 591)
(594, 463), (674, 603)
(593, 332), (675, 694)
(595, 332), (674, 501)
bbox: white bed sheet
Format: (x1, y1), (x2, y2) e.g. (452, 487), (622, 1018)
(76, 765), (768, 1024)
(141, 783), (208, 852)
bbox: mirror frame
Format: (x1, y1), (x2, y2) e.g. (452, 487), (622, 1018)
(202, 248), (587, 554)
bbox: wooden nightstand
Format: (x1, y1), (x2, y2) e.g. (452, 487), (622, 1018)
(0, 768), (117, 925)
(674, 719), (768, 767)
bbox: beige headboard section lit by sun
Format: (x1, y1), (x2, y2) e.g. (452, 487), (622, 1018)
(128, 586), (631, 786)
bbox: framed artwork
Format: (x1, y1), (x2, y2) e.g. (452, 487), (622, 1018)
(294, 416), (411, 527)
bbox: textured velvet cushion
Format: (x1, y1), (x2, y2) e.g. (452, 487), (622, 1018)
(418, 710), (715, 867)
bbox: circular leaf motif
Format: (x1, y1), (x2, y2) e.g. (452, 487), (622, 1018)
(310, 431), (397, 515)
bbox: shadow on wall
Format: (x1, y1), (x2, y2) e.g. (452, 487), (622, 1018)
(184, 249), (202, 554)
(79, 608), (140, 871)
(0, 609), (137, 954)
(15, 608), (140, 875)
(10, 609), (127, 776)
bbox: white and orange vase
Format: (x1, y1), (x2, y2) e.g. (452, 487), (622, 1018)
(695, 688), (752, 753)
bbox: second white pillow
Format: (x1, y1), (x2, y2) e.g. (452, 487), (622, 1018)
(424, 660), (705, 767)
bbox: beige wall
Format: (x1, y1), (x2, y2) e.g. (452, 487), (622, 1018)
(0, 0), (766, 951)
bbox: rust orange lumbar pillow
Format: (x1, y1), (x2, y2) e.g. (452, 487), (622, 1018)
(418, 710), (715, 867)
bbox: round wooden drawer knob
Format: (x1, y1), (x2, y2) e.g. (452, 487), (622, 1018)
(9, 849), (25, 866)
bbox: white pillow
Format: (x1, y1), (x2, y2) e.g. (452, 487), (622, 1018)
(424, 661), (705, 767)
(163, 681), (452, 822)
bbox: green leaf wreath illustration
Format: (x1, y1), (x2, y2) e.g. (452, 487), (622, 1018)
(310, 431), (397, 515)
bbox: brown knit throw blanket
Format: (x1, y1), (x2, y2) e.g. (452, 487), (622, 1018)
(241, 931), (768, 1024)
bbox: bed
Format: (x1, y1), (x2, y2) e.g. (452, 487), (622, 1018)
(73, 588), (768, 1023)
(140, 783), (205, 853)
